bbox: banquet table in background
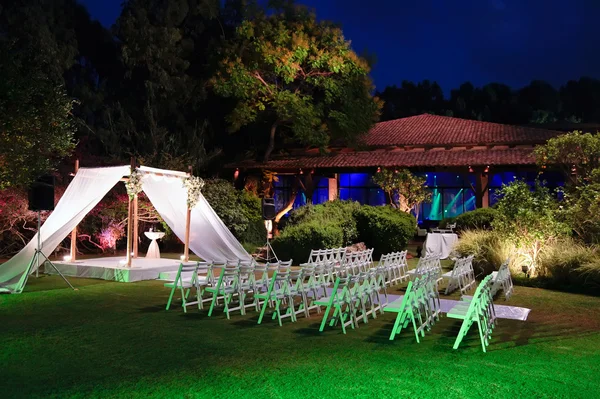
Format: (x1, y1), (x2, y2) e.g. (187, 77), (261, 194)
(145, 231), (165, 258)
(424, 233), (458, 259)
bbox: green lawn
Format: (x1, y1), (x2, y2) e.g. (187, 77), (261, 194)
(2, 271), (600, 398)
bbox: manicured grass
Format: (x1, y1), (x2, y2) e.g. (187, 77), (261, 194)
(2, 274), (600, 398)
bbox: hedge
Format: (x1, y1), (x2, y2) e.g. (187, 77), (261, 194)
(286, 200), (360, 246)
(271, 221), (344, 263)
(454, 208), (498, 231)
(354, 206), (416, 258)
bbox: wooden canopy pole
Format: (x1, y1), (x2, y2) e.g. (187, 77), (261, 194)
(69, 159), (80, 261)
(126, 157), (135, 267)
(133, 194), (139, 258)
(183, 165), (192, 262)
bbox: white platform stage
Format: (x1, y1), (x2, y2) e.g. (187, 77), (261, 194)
(46, 257), (183, 283)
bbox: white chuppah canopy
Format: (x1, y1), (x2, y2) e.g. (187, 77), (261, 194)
(0, 166), (130, 293)
(0, 165), (250, 294)
(139, 166), (250, 262)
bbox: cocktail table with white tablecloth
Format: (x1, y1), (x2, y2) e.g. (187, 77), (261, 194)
(144, 231), (165, 258)
(423, 233), (458, 259)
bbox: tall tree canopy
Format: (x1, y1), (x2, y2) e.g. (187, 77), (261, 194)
(0, 1), (77, 188)
(98, 0), (229, 171)
(378, 78), (600, 126)
(212, 1), (381, 162)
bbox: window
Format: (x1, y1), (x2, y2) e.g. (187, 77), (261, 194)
(338, 173), (385, 206)
(415, 173), (478, 222)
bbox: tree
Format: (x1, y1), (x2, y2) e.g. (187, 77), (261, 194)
(211, 1), (381, 162)
(377, 80), (446, 121)
(0, 40), (75, 188)
(560, 169), (600, 244)
(372, 168), (430, 218)
(492, 180), (570, 277)
(98, 0), (227, 171)
(534, 131), (600, 186)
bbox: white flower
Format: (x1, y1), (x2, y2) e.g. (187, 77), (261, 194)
(183, 176), (205, 209)
(125, 170), (143, 200)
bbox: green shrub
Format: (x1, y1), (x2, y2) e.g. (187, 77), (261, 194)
(286, 200), (360, 246)
(493, 180), (570, 277)
(453, 230), (515, 276)
(354, 205), (416, 258)
(578, 258), (600, 287)
(539, 239), (600, 286)
(454, 208), (498, 231)
(202, 179), (249, 238)
(272, 221), (344, 263)
(240, 218), (267, 247)
(202, 179), (265, 243)
(239, 189), (262, 222)
(455, 230), (600, 289)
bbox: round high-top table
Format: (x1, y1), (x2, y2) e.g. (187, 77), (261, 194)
(424, 232), (458, 259)
(144, 231), (165, 258)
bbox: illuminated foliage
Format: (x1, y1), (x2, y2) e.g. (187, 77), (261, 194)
(0, 40), (75, 188)
(492, 180), (570, 277)
(372, 168), (430, 216)
(212, 1), (381, 161)
(535, 131), (600, 185)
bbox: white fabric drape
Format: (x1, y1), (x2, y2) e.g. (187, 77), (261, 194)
(424, 233), (459, 259)
(0, 166), (130, 293)
(141, 171), (250, 262)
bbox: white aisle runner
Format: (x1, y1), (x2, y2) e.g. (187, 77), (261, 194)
(385, 293), (531, 321)
(324, 289), (531, 321)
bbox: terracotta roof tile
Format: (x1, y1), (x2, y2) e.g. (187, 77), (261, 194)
(365, 114), (562, 147)
(232, 148), (536, 170)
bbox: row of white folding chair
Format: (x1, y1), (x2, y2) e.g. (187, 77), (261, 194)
(308, 248), (346, 265)
(341, 259), (370, 276)
(407, 255), (442, 284)
(339, 249), (374, 275)
(316, 266), (388, 333)
(256, 261), (333, 325)
(490, 259), (513, 300)
(444, 255), (476, 295)
(378, 251), (409, 286)
(407, 269), (442, 338)
(206, 259), (293, 318)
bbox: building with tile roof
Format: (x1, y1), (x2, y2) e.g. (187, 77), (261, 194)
(229, 114), (565, 224)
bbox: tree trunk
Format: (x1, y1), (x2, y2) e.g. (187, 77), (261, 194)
(263, 122), (278, 163)
(398, 194), (411, 213)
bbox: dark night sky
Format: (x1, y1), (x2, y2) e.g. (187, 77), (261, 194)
(80, 0), (600, 92)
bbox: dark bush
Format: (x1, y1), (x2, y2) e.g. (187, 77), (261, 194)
(271, 221), (344, 263)
(241, 219), (267, 247)
(202, 179), (265, 245)
(454, 208), (499, 231)
(286, 200), (360, 245)
(354, 206), (416, 257)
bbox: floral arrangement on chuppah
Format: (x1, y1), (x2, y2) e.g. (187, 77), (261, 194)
(125, 170), (143, 200)
(183, 175), (205, 209)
